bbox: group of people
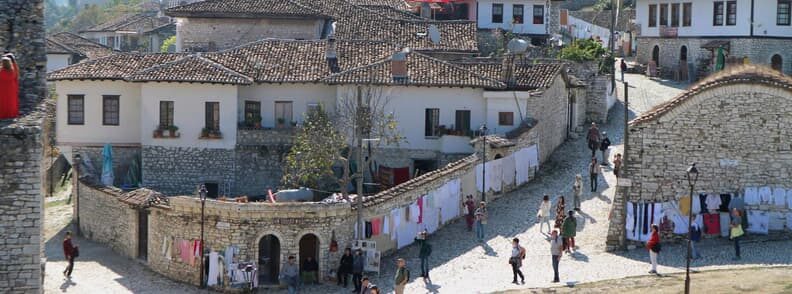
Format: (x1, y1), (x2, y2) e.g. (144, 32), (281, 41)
(463, 195), (489, 242)
(336, 248), (376, 293)
(587, 123), (623, 191)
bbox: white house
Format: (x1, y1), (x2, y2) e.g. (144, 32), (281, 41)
(635, 0), (792, 77)
(477, 0), (550, 35)
(46, 32), (114, 72)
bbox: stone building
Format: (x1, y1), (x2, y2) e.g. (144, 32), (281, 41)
(606, 65), (792, 251)
(79, 13), (174, 53)
(46, 32), (115, 72)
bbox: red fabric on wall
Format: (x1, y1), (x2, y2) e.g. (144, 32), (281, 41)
(703, 213), (720, 235)
(393, 167), (410, 185)
(371, 218), (382, 236)
(417, 196), (424, 224)
(0, 63), (19, 119)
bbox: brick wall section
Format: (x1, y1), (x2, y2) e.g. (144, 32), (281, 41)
(585, 75), (611, 124)
(176, 17), (324, 51)
(76, 184), (138, 258)
(142, 146), (235, 195)
(71, 146), (140, 187)
(526, 75), (571, 163)
(607, 83), (792, 251)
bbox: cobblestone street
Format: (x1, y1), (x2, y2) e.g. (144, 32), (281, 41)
(43, 73), (792, 293)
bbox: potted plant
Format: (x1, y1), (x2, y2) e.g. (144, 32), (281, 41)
(153, 126), (164, 138)
(253, 114), (262, 129)
(276, 118), (286, 128)
(167, 125), (179, 137)
(201, 127), (209, 138)
(290, 121), (297, 128)
(209, 129), (222, 139)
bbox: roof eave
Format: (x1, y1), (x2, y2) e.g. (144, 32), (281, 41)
(166, 11), (330, 19)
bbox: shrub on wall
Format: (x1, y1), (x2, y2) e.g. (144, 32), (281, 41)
(558, 38), (607, 62)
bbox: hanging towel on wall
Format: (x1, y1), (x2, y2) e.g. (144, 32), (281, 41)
(383, 214), (391, 235)
(772, 188), (786, 207)
(526, 145), (539, 167)
(787, 212), (792, 231)
(744, 187), (759, 205)
(679, 195), (691, 216)
(390, 209), (400, 241)
(514, 148), (530, 185)
(705, 194), (722, 212)
(626, 203), (635, 233)
(703, 213), (720, 235)
(787, 189), (792, 209)
(371, 218), (382, 236)
(718, 194), (732, 212)
(409, 203), (420, 223)
(207, 252), (220, 286)
(475, 164), (485, 192)
(719, 212), (730, 237)
(698, 194), (707, 215)
(768, 212), (785, 231)
(642, 203), (649, 235)
(758, 187), (772, 204)
(417, 196), (424, 224)
(746, 210), (769, 234)
(692, 194), (702, 215)
(501, 155), (516, 187)
(365, 221), (373, 238)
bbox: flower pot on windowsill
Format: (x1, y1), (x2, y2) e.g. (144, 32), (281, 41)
(153, 129), (163, 138)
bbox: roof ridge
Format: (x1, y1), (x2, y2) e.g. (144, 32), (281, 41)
(195, 53), (254, 83)
(47, 37), (78, 54)
(412, 51), (507, 87)
(52, 32), (115, 50)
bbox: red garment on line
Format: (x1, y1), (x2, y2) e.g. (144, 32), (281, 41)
(417, 196), (424, 224)
(0, 64), (19, 119)
(703, 213), (720, 235)
(371, 218), (382, 236)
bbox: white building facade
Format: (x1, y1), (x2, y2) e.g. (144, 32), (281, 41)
(477, 0), (550, 35)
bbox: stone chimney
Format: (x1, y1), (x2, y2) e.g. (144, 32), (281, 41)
(326, 38), (340, 73)
(391, 50), (408, 79)
(501, 54), (516, 87)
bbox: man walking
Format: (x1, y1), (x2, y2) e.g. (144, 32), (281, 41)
(62, 231), (77, 278)
(415, 230), (432, 279)
(549, 230), (564, 283)
(352, 249), (365, 292)
(587, 123), (601, 157)
(281, 256), (300, 294)
(620, 59), (628, 81)
(359, 276), (374, 294)
(475, 201), (488, 242)
(589, 157), (600, 192)
(394, 258), (409, 294)
(613, 154), (623, 177)
(599, 132), (611, 165)
(509, 238), (526, 284)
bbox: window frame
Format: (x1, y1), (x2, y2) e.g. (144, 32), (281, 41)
(512, 4), (524, 24)
(67, 95), (85, 125)
(726, 1), (737, 25)
(159, 101), (174, 128)
(778, 0), (791, 25)
(659, 3), (669, 26)
(102, 95), (120, 126)
(244, 100), (261, 122)
(683, 3), (692, 26)
(492, 3), (503, 23)
(648, 4), (657, 27)
(274, 101), (293, 126)
(424, 108), (440, 137)
(205, 102), (220, 131)
(533, 5), (544, 24)
(498, 112), (514, 126)
(671, 3), (680, 27)
(454, 110), (471, 133)
(713, 1), (724, 26)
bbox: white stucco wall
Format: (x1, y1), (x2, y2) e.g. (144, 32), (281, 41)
(754, 0), (792, 37)
(477, 0), (549, 34)
(46, 54), (71, 72)
(636, 0), (756, 37)
(140, 83), (238, 149)
(237, 83), (337, 128)
(55, 80), (141, 145)
(484, 92), (531, 135)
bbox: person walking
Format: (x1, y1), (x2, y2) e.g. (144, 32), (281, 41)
(474, 201), (488, 242)
(549, 230), (564, 283)
(393, 258), (409, 294)
(537, 195), (552, 234)
(463, 195), (476, 231)
(281, 256), (300, 294)
(62, 231), (77, 278)
(599, 132), (611, 165)
(730, 208), (744, 260)
(0, 53), (20, 119)
(646, 224), (661, 274)
(509, 238), (526, 285)
(589, 157), (600, 192)
(587, 123), (601, 157)
(415, 230), (432, 279)
(369, 285), (381, 294)
(337, 248), (353, 288)
(554, 196), (566, 229)
(620, 59), (628, 81)
(690, 221), (703, 259)
(352, 249), (365, 292)
(561, 210), (578, 253)
(359, 276), (374, 294)
(613, 154), (623, 177)
(572, 175), (583, 211)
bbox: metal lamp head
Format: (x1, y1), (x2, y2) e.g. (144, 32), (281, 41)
(479, 124), (488, 135)
(686, 163), (699, 186)
(199, 184), (208, 201)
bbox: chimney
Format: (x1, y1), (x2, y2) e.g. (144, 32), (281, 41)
(391, 49), (408, 80)
(326, 38), (340, 73)
(501, 53), (516, 87)
(420, 3), (431, 18)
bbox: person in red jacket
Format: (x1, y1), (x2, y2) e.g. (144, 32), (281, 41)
(646, 224), (660, 274)
(0, 53), (20, 119)
(63, 231), (77, 278)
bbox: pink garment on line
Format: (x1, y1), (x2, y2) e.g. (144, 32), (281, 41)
(418, 196), (424, 224)
(179, 240), (192, 265)
(371, 218), (382, 236)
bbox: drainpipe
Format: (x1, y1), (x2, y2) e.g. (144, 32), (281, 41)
(750, 0), (755, 36)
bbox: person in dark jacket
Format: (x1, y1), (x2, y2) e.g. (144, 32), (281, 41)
(415, 230), (432, 279)
(352, 249), (365, 292)
(620, 59), (628, 81)
(561, 210), (577, 253)
(337, 248), (353, 287)
(599, 132), (611, 165)
(302, 256), (319, 284)
(62, 231), (77, 278)
(587, 123), (601, 157)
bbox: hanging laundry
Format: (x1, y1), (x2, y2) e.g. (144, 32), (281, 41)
(768, 212), (785, 231)
(525, 145), (539, 168)
(679, 195), (691, 216)
(692, 194), (702, 215)
(626, 203), (635, 233)
(162, 236), (171, 258)
(417, 196), (424, 224)
(371, 218), (382, 236)
(409, 203), (420, 223)
(501, 155), (516, 187)
(758, 187), (772, 204)
(744, 187), (759, 205)
(514, 148), (530, 185)
(224, 245), (238, 276)
(207, 252), (220, 286)
(383, 214), (390, 235)
(698, 194), (707, 215)
(705, 194), (722, 213)
(642, 203), (649, 235)
(179, 240), (193, 265)
(665, 201), (689, 235)
(772, 188), (786, 207)
(475, 164), (485, 192)
(365, 221), (373, 238)
(424, 207), (440, 234)
(730, 194), (746, 211)
(787, 212), (792, 231)
(718, 194), (732, 212)
(788, 189), (792, 209)
(719, 212), (730, 237)
(703, 213), (720, 235)
(746, 210), (769, 234)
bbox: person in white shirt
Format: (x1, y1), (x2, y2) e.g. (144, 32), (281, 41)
(537, 195), (552, 234)
(549, 230), (564, 283)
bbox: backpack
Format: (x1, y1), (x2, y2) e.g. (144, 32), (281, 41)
(520, 246), (526, 260)
(72, 246), (80, 258)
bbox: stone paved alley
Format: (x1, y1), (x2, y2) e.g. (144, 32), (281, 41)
(44, 73), (792, 293)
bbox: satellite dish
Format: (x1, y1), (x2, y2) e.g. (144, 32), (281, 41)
(329, 21), (337, 37)
(506, 38), (529, 54)
(428, 24), (441, 45)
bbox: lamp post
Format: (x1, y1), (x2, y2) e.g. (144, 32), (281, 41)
(684, 163), (699, 294)
(479, 124), (488, 202)
(73, 154), (82, 236)
(198, 184), (208, 288)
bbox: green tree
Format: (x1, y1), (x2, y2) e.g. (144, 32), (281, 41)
(160, 36), (177, 53)
(282, 106), (345, 190)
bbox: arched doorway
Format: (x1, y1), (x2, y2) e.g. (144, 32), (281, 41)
(258, 235), (281, 285)
(680, 46), (688, 62)
(679, 46), (689, 81)
(771, 54), (783, 72)
(652, 45), (660, 66)
(299, 234), (320, 278)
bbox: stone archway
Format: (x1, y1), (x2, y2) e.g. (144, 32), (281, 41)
(258, 234), (281, 285)
(652, 45), (660, 66)
(771, 54), (783, 72)
(298, 233), (320, 279)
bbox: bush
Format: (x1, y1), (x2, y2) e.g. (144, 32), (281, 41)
(558, 39), (607, 62)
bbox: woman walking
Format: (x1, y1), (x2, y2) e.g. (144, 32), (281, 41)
(509, 238), (526, 285)
(572, 175), (583, 211)
(463, 195), (476, 231)
(730, 208), (744, 260)
(475, 201), (488, 242)
(537, 195), (552, 234)
(0, 53), (20, 119)
(589, 157), (600, 192)
(554, 196), (566, 229)
(646, 224), (660, 274)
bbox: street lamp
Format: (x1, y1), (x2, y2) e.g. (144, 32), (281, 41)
(198, 184), (208, 288)
(684, 163), (699, 294)
(479, 124), (488, 202)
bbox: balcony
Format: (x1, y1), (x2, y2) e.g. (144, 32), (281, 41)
(237, 127), (295, 146)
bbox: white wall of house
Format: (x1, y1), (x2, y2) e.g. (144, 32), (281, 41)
(55, 80), (141, 145)
(238, 83), (337, 128)
(477, 0), (549, 34)
(47, 54), (72, 72)
(636, 0), (755, 37)
(483, 91), (531, 134)
(754, 0), (792, 37)
(140, 83), (238, 150)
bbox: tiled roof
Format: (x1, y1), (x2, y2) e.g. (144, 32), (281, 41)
(568, 9), (636, 32)
(349, 0), (410, 10)
(166, 0), (328, 18)
(120, 188), (170, 208)
(630, 65), (792, 125)
(454, 60), (565, 90)
(81, 13), (172, 33)
(49, 32), (115, 60)
(48, 53), (188, 81)
(322, 50), (506, 89)
(127, 55), (253, 85)
(46, 38), (75, 55)
(204, 39), (400, 83)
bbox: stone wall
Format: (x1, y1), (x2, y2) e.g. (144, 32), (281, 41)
(586, 75), (611, 124)
(142, 146), (235, 196)
(607, 82), (792, 251)
(528, 75), (572, 163)
(71, 145), (140, 187)
(237, 128), (295, 146)
(76, 184), (138, 259)
(176, 17), (324, 51)
(0, 0), (47, 114)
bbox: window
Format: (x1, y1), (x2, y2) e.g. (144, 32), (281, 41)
(159, 101), (174, 128)
(205, 102), (220, 131)
(779, 0), (791, 25)
(454, 110), (471, 132)
(424, 108), (439, 137)
(492, 4), (503, 23)
(307, 103), (321, 114)
(513, 4), (523, 24)
(726, 1), (737, 25)
(648, 4), (657, 27)
(102, 95), (120, 126)
(533, 5), (544, 24)
(274, 101), (293, 126)
(498, 112), (514, 126)
(244, 100), (261, 123)
(683, 3), (692, 26)
(671, 3), (680, 27)
(714, 1), (724, 26)
(67, 95), (84, 125)
(659, 4), (668, 26)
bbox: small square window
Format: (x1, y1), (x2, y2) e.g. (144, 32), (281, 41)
(498, 112), (514, 126)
